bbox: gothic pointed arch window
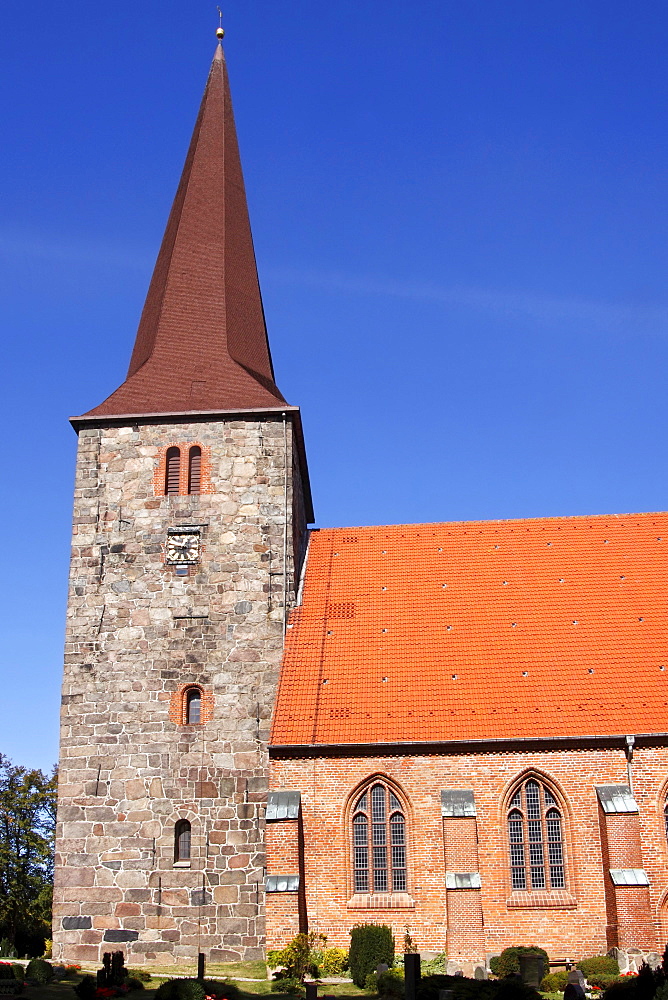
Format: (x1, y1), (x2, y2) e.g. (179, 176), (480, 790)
(664, 798), (668, 844)
(188, 446), (202, 495)
(352, 781), (407, 893)
(174, 819), (191, 863)
(165, 447), (181, 495)
(507, 777), (565, 891)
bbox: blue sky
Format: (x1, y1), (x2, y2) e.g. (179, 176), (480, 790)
(3, 1), (668, 770)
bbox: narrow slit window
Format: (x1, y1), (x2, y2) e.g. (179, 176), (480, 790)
(186, 688), (202, 725)
(188, 446), (202, 495)
(165, 447), (181, 495)
(174, 819), (191, 862)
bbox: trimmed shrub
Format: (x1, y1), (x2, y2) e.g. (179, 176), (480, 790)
(73, 976), (97, 1000)
(321, 948), (349, 977)
(579, 959), (620, 978)
(541, 972), (569, 993)
(126, 978), (145, 991)
(52, 965), (68, 981)
(156, 980), (207, 1000)
(11, 968), (22, 983)
(349, 925), (395, 988)
(26, 959), (54, 984)
(489, 949), (549, 980)
(0, 968), (14, 982)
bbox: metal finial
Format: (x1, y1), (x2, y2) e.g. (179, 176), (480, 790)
(216, 6), (224, 39)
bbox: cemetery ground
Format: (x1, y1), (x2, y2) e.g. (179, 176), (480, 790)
(19, 965), (369, 1000)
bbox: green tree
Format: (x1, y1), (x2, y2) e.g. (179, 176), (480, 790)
(0, 754), (57, 950)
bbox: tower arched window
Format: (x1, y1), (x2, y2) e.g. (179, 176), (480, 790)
(352, 781), (407, 893)
(507, 777), (565, 891)
(188, 446), (202, 495)
(185, 687), (202, 725)
(174, 819), (191, 862)
(165, 447), (181, 495)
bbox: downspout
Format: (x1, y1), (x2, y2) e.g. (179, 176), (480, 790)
(625, 735), (635, 793)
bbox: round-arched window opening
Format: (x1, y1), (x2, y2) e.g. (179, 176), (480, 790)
(165, 447), (181, 495)
(174, 819), (191, 862)
(185, 688), (202, 725)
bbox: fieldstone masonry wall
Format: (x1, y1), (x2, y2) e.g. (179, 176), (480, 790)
(53, 415), (307, 964)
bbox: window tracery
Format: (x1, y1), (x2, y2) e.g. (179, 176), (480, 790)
(352, 781), (407, 893)
(507, 777), (565, 890)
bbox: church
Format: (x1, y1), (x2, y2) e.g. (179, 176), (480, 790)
(53, 33), (668, 973)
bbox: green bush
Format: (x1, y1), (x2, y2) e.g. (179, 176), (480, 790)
(377, 969), (405, 999)
(321, 948), (349, 976)
(73, 976), (97, 1000)
(155, 980), (207, 1000)
(579, 958), (620, 978)
(126, 979), (145, 991)
(0, 969), (14, 982)
(489, 948), (548, 980)
(25, 959), (53, 984)
(349, 925), (395, 988)
(541, 972), (569, 993)
(126, 970), (152, 983)
(272, 977), (304, 994)
(11, 968), (22, 983)
(589, 975), (624, 990)
(200, 982), (240, 1000)
(270, 934), (319, 981)
(417, 973), (541, 1000)
(422, 955), (448, 976)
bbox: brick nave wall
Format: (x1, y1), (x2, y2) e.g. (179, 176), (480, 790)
(53, 416), (307, 964)
(269, 746), (668, 964)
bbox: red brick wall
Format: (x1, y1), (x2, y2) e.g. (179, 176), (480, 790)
(268, 746), (668, 960)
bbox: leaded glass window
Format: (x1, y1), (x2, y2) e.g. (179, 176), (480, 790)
(352, 782), (407, 893)
(507, 779), (565, 891)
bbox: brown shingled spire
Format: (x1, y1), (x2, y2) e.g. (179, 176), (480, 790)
(81, 43), (286, 418)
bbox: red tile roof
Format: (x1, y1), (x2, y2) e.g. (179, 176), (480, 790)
(271, 512), (668, 747)
(81, 44), (285, 419)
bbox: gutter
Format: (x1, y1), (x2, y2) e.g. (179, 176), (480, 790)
(269, 731), (668, 759)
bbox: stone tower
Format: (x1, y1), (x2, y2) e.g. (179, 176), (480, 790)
(52, 41), (313, 965)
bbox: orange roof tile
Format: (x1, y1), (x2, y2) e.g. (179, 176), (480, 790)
(270, 512), (668, 747)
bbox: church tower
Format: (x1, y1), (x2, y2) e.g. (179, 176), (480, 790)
(53, 37), (312, 964)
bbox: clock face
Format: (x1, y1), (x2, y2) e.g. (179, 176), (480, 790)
(166, 533), (200, 565)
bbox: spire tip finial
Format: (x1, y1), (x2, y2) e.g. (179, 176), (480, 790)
(216, 6), (224, 40)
